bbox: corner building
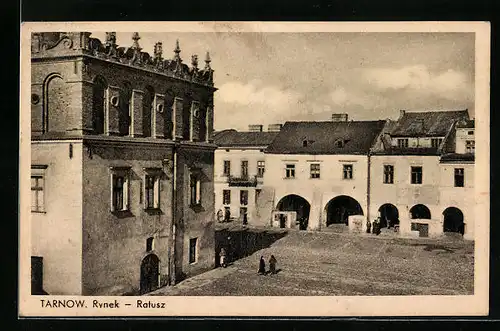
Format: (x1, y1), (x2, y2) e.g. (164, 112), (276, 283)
(30, 32), (217, 295)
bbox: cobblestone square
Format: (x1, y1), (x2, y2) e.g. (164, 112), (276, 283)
(150, 227), (474, 296)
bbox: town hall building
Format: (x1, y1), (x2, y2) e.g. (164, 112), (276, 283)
(30, 32), (217, 295)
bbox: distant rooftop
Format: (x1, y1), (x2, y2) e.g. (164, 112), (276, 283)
(456, 119), (475, 129)
(213, 129), (279, 147)
(390, 110), (469, 137)
(266, 120), (386, 155)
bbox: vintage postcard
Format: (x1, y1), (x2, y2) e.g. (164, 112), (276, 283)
(19, 21), (490, 317)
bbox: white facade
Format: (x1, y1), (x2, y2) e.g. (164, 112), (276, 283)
(31, 141), (84, 295)
(214, 148), (266, 224)
(262, 153), (368, 230)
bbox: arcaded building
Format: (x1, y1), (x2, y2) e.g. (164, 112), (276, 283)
(30, 32), (217, 295)
(214, 110), (475, 240)
(370, 109), (474, 239)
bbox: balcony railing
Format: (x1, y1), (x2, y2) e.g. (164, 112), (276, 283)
(227, 175), (258, 187)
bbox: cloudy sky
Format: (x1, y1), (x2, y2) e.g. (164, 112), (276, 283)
(92, 32), (475, 131)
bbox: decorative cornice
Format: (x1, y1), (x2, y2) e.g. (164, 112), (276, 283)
(31, 32), (216, 89)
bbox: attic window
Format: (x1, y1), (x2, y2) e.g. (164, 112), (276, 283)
(302, 140), (308, 147)
(335, 139), (345, 148)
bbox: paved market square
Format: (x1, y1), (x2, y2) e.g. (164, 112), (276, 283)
(149, 226), (474, 296)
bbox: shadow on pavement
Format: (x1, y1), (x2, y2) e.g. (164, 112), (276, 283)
(215, 227), (288, 267)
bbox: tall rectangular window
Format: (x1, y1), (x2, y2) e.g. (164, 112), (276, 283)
(189, 238), (197, 264)
(431, 138), (443, 148)
(343, 164), (353, 180)
(190, 173), (201, 206)
(223, 160), (231, 176)
(397, 138), (409, 148)
(454, 168), (465, 187)
(310, 163), (320, 179)
(465, 140), (475, 153)
(223, 189), (231, 205)
(31, 175), (45, 212)
(257, 161), (265, 177)
(285, 164), (295, 178)
(241, 160), (248, 178)
(111, 168), (130, 212)
(144, 172), (161, 210)
(240, 190), (248, 206)
(383, 165), (394, 184)
(411, 166), (423, 184)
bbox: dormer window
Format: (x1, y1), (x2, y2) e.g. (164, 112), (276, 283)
(303, 140), (308, 147)
(335, 139), (345, 148)
(397, 138), (409, 148)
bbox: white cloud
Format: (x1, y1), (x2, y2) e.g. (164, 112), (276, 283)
(330, 87), (370, 107)
(215, 81), (303, 130)
(363, 65), (470, 99)
(217, 80), (301, 108)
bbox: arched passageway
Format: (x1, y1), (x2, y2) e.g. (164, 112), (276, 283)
(443, 207), (464, 235)
(276, 194), (310, 230)
(410, 204), (431, 219)
(378, 203), (399, 228)
(140, 254), (159, 294)
(325, 195), (363, 226)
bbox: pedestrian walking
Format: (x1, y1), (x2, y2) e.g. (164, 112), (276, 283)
(372, 218), (381, 235)
(366, 219), (372, 234)
(258, 256), (266, 275)
(269, 255), (277, 274)
(220, 248), (227, 268)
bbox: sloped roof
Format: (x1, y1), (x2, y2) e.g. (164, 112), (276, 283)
(391, 110), (469, 137)
(456, 119), (475, 129)
(440, 153), (475, 163)
(213, 129), (279, 147)
(265, 120), (386, 155)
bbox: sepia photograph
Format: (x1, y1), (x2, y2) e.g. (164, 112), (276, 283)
(19, 22), (490, 317)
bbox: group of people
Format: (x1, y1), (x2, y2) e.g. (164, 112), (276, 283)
(366, 218), (381, 235)
(258, 255), (278, 275)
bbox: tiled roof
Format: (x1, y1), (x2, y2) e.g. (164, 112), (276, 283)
(391, 110), (469, 137)
(213, 129), (279, 147)
(371, 147), (441, 156)
(265, 120), (386, 155)
(456, 119), (475, 129)
(440, 153), (475, 163)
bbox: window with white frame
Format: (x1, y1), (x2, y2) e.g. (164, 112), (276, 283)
(223, 160), (231, 176)
(454, 168), (464, 187)
(241, 160), (249, 178)
(285, 164), (295, 178)
(410, 166), (423, 184)
(223, 189), (231, 205)
(110, 167), (130, 212)
(257, 160), (265, 177)
(240, 190), (248, 206)
(465, 140), (475, 153)
(310, 163), (320, 179)
(397, 138), (409, 148)
(383, 165), (394, 184)
(190, 172), (201, 206)
(144, 169), (161, 210)
(431, 138), (443, 148)
(343, 164), (353, 180)
(31, 165), (47, 213)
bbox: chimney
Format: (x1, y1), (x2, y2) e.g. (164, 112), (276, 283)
(248, 124), (263, 132)
(400, 109), (406, 118)
(331, 113), (348, 122)
(267, 124), (283, 132)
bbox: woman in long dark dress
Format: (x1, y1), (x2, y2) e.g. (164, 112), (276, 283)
(269, 255), (277, 274)
(258, 256), (266, 275)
